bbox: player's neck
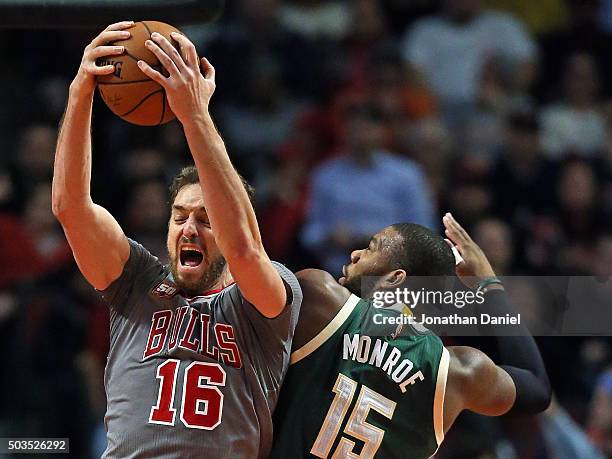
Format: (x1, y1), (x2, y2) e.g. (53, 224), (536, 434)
(206, 267), (234, 294)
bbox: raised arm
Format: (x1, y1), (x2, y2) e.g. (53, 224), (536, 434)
(138, 32), (287, 317)
(52, 22), (132, 290)
(442, 213), (551, 430)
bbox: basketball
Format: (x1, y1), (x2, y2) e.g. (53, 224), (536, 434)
(96, 21), (181, 126)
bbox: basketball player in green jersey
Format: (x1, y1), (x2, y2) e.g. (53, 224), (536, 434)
(271, 213), (551, 458)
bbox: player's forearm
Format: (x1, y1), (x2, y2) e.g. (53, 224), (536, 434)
(182, 114), (262, 258)
(52, 81), (96, 218)
(479, 289), (552, 413)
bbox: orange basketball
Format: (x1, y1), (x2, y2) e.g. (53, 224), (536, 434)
(96, 21), (181, 126)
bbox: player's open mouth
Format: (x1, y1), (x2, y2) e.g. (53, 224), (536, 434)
(180, 246), (204, 268)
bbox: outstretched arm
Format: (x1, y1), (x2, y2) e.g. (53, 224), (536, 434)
(52, 22), (131, 290)
(442, 213), (551, 428)
(138, 32), (287, 317)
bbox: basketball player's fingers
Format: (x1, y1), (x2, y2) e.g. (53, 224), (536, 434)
(150, 32), (188, 73)
(145, 39), (180, 78)
(171, 32), (198, 71)
(442, 215), (462, 243)
(137, 60), (165, 85)
(445, 239), (466, 266)
(88, 45), (125, 62)
(444, 227), (462, 248)
(87, 63), (116, 76)
(91, 30), (131, 48)
(105, 20), (135, 32)
(443, 213), (470, 244)
(200, 57), (215, 82)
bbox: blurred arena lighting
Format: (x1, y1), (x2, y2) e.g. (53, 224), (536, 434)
(0, 0), (225, 28)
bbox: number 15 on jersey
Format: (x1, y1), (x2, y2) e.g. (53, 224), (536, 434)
(311, 373), (396, 459)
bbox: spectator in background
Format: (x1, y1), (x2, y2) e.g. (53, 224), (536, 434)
(367, 45), (438, 129)
(444, 156), (493, 229)
(339, 0), (393, 92)
(400, 117), (451, 207)
(484, 0), (569, 35)
(0, 183), (72, 289)
(123, 179), (169, 262)
(473, 218), (514, 275)
(539, 0), (612, 100)
(205, 0), (323, 102)
(540, 53), (606, 159)
(259, 109), (338, 266)
(552, 158), (603, 273)
(279, 0), (352, 41)
(465, 53), (538, 160)
(489, 111), (557, 226)
(8, 124), (56, 210)
(302, 103), (435, 274)
(401, 0), (536, 128)
(216, 55), (305, 182)
(540, 397), (607, 459)
(588, 369), (612, 456)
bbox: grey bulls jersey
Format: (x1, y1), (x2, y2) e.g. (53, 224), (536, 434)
(100, 239), (302, 459)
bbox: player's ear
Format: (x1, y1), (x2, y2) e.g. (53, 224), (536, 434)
(383, 269), (406, 289)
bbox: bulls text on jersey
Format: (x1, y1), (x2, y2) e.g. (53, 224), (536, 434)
(143, 306), (243, 368)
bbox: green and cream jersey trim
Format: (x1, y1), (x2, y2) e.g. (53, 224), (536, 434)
(287, 294), (450, 458)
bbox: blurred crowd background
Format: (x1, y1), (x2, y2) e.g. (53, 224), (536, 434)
(0, 0), (611, 457)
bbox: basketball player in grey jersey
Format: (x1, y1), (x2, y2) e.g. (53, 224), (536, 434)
(52, 22), (302, 458)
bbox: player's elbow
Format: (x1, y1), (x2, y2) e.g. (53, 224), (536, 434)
(51, 192), (93, 225)
(534, 386), (553, 413)
(51, 192), (70, 221)
(502, 366), (552, 415)
(516, 378), (552, 414)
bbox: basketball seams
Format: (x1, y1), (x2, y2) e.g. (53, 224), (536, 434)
(141, 21), (154, 38)
(159, 91), (167, 125)
(119, 89), (164, 118)
(97, 78), (151, 86)
(96, 20), (178, 125)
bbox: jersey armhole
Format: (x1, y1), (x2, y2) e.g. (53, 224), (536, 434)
(290, 294), (360, 364)
(432, 347), (450, 450)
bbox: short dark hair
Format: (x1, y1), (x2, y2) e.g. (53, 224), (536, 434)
(389, 223), (455, 277)
(168, 165), (255, 206)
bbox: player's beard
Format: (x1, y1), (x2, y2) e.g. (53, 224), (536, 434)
(170, 254), (227, 298)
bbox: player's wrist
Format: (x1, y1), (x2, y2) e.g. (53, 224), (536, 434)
(182, 111), (218, 139)
(69, 73), (95, 97)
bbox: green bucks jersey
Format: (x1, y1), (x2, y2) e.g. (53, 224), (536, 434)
(271, 294), (449, 459)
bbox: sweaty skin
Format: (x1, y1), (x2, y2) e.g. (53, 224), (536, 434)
(292, 215), (519, 435)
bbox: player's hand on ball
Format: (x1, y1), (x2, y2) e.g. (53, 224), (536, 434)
(137, 31), (215, 122)
(72, 21), (133, 94)
(442, 212), (496, 289)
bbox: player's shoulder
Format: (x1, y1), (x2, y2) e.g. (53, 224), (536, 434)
(296, 268), (336, 285)
(296, 269), (350, 304)
(292, 269), (353, 352)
